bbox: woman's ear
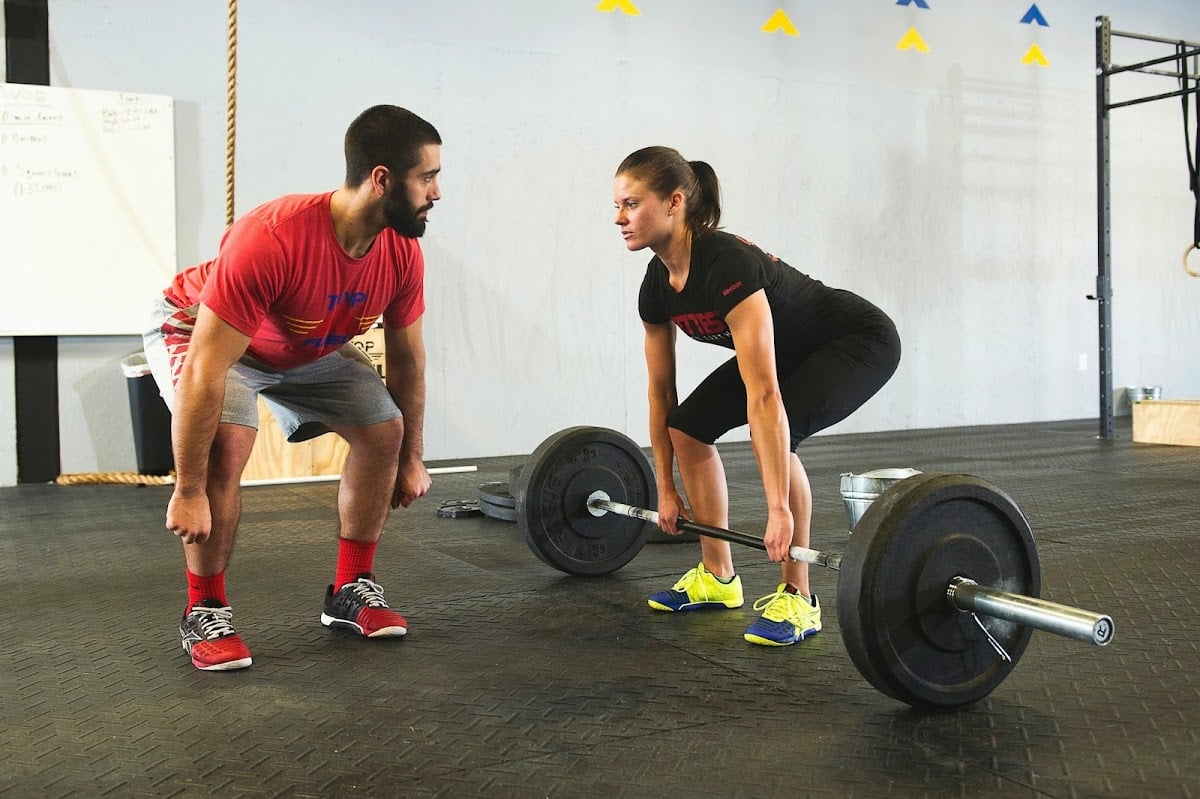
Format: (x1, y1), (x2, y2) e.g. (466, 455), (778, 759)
(669, 189), (686, 217)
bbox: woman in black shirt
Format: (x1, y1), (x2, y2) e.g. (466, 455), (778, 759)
(613, 145), (901, 646)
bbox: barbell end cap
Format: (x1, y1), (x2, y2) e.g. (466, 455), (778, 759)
(1092, 616), (1115, 647)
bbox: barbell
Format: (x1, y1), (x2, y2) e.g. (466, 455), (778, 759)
(510, 425), (1115, 711)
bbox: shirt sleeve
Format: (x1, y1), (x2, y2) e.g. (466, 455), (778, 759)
(638, 260), (670, 324)
(707, 247), (767, 320)
(198, 217), (287, 337)
(381, 239), (426, 329)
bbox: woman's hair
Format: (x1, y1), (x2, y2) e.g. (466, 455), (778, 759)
(616, 146), (721, 235)
(343, 105), (442, 188)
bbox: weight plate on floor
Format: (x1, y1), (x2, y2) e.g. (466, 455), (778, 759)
(836, 472), (1040, 710)
(514, 426), (656, 575)
(477, 481), (515, 509)
(479, 496), (518, 523)
(437, 500), (483, 519)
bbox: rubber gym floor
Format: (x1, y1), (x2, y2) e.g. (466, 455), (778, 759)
(1, 417), (1196, 798)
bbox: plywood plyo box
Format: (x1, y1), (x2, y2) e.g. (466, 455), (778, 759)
(241, 328), (386, 481)
(1132, 400), (1200, 447)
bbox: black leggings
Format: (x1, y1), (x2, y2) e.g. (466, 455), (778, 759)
(667, 308), (901, 451)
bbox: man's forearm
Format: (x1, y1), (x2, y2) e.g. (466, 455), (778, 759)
(170, 375), (225, 496)
(387, 359), (426, 461)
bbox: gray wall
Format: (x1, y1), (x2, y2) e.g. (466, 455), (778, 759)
(2, 0), (1198, 485)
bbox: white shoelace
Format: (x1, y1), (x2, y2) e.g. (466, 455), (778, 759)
(347, 577), (389, 609)
(189, 605), (237, 638)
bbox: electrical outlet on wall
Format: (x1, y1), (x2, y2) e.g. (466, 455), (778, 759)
(1078, 354), (1088, 371)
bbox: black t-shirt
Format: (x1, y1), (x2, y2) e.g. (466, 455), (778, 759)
(637, 230), (857, 350)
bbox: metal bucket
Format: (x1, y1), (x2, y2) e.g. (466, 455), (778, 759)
(839, 468), (922, 532)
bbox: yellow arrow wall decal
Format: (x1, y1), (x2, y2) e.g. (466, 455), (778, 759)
(595, 0), (640, 15)
(1021, 43), (1049, 66)
(761, 8), (799, 36)
(896, 27), (930, 52)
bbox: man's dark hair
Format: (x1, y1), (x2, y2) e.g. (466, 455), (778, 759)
(344, 105), (442, 187)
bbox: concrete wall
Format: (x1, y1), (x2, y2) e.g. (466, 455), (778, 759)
(2, 0), (1198, 484)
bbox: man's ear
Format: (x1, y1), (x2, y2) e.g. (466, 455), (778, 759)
(370, 165), (391, 197)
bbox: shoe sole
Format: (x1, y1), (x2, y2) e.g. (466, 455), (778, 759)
(647, 598), (744, 612)
(744, 626), (821, 647)
(320, 613), (407, 638)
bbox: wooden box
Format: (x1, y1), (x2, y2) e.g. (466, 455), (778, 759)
(1132, 399), (1200, 447)
(241, 328), (386, 482)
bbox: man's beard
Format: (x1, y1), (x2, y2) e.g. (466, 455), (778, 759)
(383, 192), (431, 238)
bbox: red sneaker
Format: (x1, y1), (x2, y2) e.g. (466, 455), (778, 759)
(321, 574), (408, 638)
(179, 599), (253, 671)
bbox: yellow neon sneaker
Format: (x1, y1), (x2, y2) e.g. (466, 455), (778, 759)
(647, 562), (744, 612)
(743, 585), (822, 646)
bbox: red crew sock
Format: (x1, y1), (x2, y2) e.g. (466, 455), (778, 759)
(187, 569), (228, 612)
(334, 538), (378, 591)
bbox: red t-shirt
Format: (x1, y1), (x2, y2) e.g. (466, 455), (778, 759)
(165, 192), (424, 370)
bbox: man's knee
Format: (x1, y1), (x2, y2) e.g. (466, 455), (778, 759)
(209, 424), (259, 487)
(343, 417), (404, 455)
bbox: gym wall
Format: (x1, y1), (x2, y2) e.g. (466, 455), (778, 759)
(0, 0), (1197, 486)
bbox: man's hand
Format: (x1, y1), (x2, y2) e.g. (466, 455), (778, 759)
(391, 459), (432, 509)
(166, 492), (213, 544)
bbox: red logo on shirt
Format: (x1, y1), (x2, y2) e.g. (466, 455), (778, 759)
(721, 281), (743, 297)
(671, 312), (727, 337)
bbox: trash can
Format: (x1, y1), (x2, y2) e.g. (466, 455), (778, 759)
(121, 352), (174, 475)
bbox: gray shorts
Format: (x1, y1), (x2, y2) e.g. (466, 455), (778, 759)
(142, 297), (402, 442)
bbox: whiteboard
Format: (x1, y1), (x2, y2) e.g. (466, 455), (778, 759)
(0, 83), (176, 336)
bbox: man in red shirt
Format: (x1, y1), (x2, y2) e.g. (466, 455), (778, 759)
(143, 105), (442, 670)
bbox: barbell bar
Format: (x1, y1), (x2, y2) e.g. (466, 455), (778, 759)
(589, 494), (1113, 647)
